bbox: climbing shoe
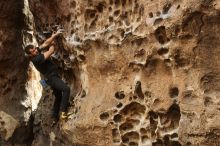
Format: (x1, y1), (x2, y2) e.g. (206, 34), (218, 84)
(60, 112), (73, 120)
(60, 112), (68, 120)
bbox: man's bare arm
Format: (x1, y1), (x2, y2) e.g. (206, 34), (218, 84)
(39, 34), (58, 49)
(39, 29), (63, 49)
(43, 45), (55, 60)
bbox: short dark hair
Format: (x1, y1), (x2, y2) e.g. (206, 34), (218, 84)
(25, 44), (34, 54)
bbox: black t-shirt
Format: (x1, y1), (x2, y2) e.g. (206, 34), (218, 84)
(32, 53), (58, 78)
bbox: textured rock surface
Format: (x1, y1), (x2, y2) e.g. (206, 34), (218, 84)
(1, 0), (220, 146)
(0, 111), (19, 141)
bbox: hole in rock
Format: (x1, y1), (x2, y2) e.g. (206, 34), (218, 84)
(149, 12), (153, 18)
(125, 19), (130, 26)
(100, 112), (109, 121)
(173, 49), (188, 67)
(120, 11), (128, 19)
(134, 81), (144, 99)
(109, 0), (113, 5)
(164, 59), (171, 64)
(114, 10), (120, 17)
(177, 5), (180, 9)
(122, 0), (126, 6)
(121, 30), (125, 37)
(116, 21), (123, 26)
(66, 14), (71, 22)
(169, 87), (179, 98)
(134, 3), (139, 14)
(0, 121), (5, 126)
(96, 2), (106, 13)
(155, 26), (169, 44)
(163, 135), (170, 145)
(121, 102), (146, 116)
(113, 114), (122, 123)
(113, 139), (120, 143)
(122, 131), (139, 143)
(112, 128), (121, 143)
(71, 1), (76, 8)
(78, 54), (86, 61)
(171, 141), (182, 146)
(133, 96), (138, 100)
(115, 91), (125, 100)
(156, 11), (161, 16)
(154, 18), (163, 25)
(141, 135), (149, 143)
(144, 91), (152, 97)
(124, 25), (131, 32)
(139, 5), (144, 16)
(133, 38), (144, 46)
(171, 133), (178, 139)
(89, 19), (97, 30)
(167, 104), (181, 128)
(109, 7), (112, 12)
(149, 116), (158, 133)
(85, 9), (96, 20)
(136, 17), (141, 22)
(140, 128), (148, 135)
(114, 0), (120, 6)
(163, 3), (172, 14)
(121, 119), (140, 131)
(204, 96), (212, 107)
(110, 121), (114, 125)
(119, 122), (134, 132)
(117, 102), (123, 108)
(129, 142), (138, 146)
(159, 115), (168, 125)
(134, 49), (145, 57)
(112, 128), (120, 137)
(157, 47), (169, 55)
(122, 137), (129, 143)
(186, 142), (192, 146)
(148, 110), (158, 119)
(152, 139), (163, 146)
(81, 90), (86, 98)
(145, 57), (159, 72)
(109, 16), (114, 22)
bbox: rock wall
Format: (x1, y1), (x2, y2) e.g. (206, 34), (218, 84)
(0, 0), (36, 145)
(1, 0), (220, 146)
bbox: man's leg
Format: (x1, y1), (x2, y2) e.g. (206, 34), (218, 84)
(51, 87), (62, 120)
(48, 75), (70, 114)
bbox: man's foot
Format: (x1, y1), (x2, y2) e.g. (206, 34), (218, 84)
(60, 112), (68, 120)
(59, 112), (73, 120)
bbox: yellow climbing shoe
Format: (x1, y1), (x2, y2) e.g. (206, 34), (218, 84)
(60, 112), (68, 120)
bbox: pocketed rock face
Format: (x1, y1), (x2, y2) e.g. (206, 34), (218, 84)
(27, 0), (220, 145)
(1, 0), (220, 146)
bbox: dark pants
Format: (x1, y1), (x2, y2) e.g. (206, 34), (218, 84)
(47, 74), (70, 119)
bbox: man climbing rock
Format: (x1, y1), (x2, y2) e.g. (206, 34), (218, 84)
(25, 29), (70, 123)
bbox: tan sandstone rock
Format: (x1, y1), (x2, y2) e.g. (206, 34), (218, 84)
(0, 0), (220, 146)
(0, 111), (19, 140)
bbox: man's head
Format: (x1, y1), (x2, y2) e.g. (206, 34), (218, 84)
(25, 44), (39, 57)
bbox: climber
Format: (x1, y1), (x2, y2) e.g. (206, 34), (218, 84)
(25, 29), (70, 122)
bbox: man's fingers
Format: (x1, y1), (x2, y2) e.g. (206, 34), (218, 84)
(57, 29), (65, 34)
